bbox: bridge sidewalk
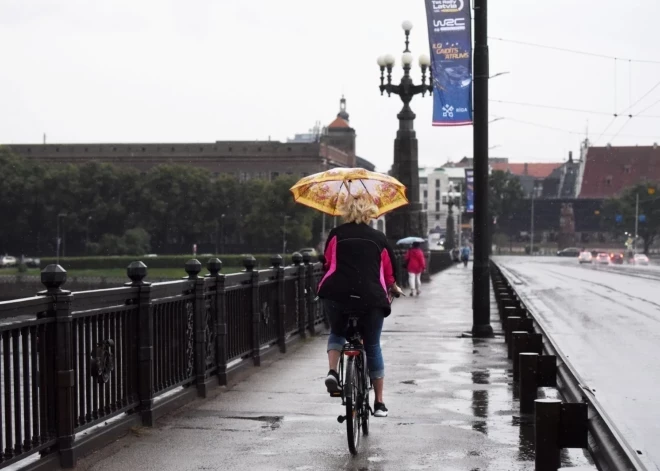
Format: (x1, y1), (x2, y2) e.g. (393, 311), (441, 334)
(76, 265), (588, 471)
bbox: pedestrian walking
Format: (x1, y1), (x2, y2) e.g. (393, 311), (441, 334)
(460, 244), (471, 267)
(405, 242), (426, 296)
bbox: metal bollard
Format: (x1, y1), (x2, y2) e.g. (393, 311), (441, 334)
(519, 352), (539, 413)
(538, 355), (557, 387)
(528, 332), (543, 354)
(505, 316), (522, 348)
(502, 305), (518, 321)
(511, 331), (529, 381)
(535, 399), (562, 471)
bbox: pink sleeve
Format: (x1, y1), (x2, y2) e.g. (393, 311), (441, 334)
(381, 249), (395, 286)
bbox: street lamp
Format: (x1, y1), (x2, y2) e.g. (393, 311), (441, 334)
(377, 20), (433, 242)
(282, 215), (291, 255)
(85, 216), (92, 255)
(56, 213), (67, 263)
(220, 214), (226, 255)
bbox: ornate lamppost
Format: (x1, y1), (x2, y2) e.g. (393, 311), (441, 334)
(377, 20), (432, 243)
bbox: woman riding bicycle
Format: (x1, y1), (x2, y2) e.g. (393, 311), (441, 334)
(317, 193), (402, 418)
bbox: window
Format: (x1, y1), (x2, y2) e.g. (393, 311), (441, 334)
(228, 147), (233, 152)
(423, 190), (428, 199)
(171, 147), (175, 152)
(84, 147), (88, 152)
(624, 165), (631, 174)
(442, 196), (448, 204)
(199, 147), (204, 152)
(606, 176), (612, 186)
(435, 214), (440, 220)
(424, 202), (428, 210)
(435, 179), (440, 188)
(435, 202), (440, 212)
(435, 190), (440, 200)
(27, 148), (31, 153)
(271, 171), (279, 180)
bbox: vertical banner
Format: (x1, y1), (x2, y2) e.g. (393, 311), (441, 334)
(424, 0), (473, 126)
(465, 168), (474, 213)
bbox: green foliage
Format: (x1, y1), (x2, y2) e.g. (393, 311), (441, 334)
(95, 228), (151, 256)
(489, 170), (525, 233)
(39, 254), (297, 271)
(0, 148), (319, 256)
(601, 182), (660, 253)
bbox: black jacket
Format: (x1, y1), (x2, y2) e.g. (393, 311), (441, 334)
(317, 222), (397, 314)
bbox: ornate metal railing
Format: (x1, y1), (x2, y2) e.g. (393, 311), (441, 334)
(0, 252), (322, 470)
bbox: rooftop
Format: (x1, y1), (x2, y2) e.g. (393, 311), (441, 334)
(579, 145), (660, 198)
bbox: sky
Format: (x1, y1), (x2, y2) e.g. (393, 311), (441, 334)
(1, 0), (660, 172)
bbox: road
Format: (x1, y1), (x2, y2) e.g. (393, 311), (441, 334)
(496, 256), (660, 471)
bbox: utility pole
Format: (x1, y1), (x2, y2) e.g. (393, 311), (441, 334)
(634, 192), (639, 253)
(457, 182), (462, 247)
(471, 0), (493, 337)
(530, 191), (535, 255)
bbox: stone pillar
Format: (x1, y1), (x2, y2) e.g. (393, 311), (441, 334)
(386, 104), (428, 242)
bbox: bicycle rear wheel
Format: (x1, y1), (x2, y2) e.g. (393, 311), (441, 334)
(360, 354), (370, 436)
(344, 357), (361, 455)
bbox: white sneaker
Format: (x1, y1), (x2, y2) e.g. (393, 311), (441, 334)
(374, 402), (388, 417)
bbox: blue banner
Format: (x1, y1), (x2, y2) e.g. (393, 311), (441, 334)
(465, 168), (474, 213)
(424, 0), (473, 126)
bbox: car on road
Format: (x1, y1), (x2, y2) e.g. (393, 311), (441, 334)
(0, 255), (17, 268)
(557, 247), (580, 257)
(633, 254), (650, 266)
(595, 253), (610, 265)
(609, 253), (624, 265)
(23, 257), (40, 268)
(578, 251), (593, 264)
(298, 248), (318, 258)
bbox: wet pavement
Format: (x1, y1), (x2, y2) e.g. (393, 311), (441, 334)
(497, 256), (660, 470)
(76, 264), (593, 471)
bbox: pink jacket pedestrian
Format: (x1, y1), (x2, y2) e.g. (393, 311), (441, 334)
(405, 246), (426, 274)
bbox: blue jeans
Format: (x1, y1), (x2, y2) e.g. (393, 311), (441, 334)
(323, 299), (385, 380)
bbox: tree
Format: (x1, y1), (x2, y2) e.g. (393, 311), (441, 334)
(601, 183), (660, 254)
(489, 170), (525, 235)
(0, 149), (321, 256)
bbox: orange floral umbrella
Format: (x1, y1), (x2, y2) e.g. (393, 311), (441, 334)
(290, 167), (409, 217)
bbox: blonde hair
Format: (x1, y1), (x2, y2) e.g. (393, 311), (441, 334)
(339, 193), (378, 224)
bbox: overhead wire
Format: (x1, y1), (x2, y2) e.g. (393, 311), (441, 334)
(488, 37), (660, 65)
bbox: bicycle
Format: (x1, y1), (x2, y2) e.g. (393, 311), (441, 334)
(331, 288), (402, 455)
(332, 312), (371, 455)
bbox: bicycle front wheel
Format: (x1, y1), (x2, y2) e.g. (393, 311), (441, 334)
(344, 357), (361, 455)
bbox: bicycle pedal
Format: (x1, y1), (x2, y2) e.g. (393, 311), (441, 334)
(329, 391), (342, 398)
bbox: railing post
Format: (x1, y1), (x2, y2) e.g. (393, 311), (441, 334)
(208, 259), (228, 386)
(40, 265), (75, 467)
(271, 255), (286, 353)
(512, 331), (529, 382)
(535, 399), (562, 471)
(292, 252), (306, 339)
(186, 259), (209, 398)
(126, 261), (154, 426)
(244, 255), (261, 366)
(519, 352), (539, 413)
(302, 252), (315, 336)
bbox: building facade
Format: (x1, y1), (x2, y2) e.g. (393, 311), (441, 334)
(6, 97), (370, 182)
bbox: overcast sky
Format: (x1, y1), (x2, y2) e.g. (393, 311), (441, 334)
(2, 0), (660, 171)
